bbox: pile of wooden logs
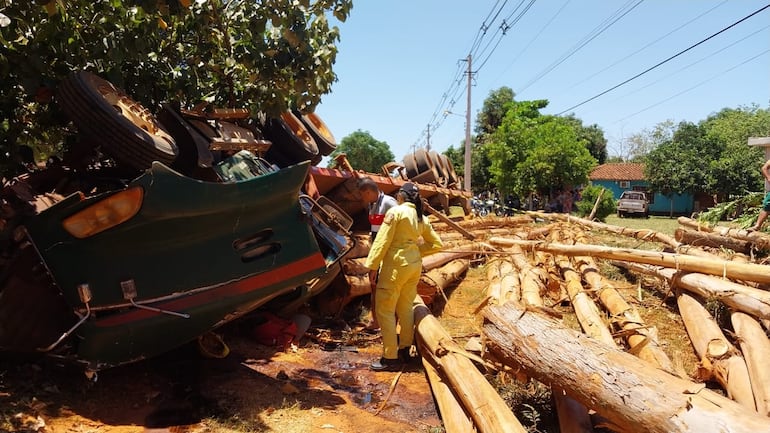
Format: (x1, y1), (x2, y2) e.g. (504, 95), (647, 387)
(409, 212), (770, 433)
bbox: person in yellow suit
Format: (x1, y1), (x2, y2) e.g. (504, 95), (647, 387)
(364, 182), (443, 371)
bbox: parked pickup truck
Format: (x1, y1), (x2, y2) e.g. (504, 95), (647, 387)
(617, 191), (649, 218)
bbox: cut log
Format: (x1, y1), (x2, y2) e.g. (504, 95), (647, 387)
(676, 292), (755, 410)
(421, 355), (476, 433)
(678, 216), (770, 250)
(506, 244), (546, 306)
(731, 312), (770, 416)
(489, 238), (770, 285)
(528, 213), (721, 259)
(414, 299), (528, 433)
(674, 228), (750, 254)
(566, 231), (674, 372)
(482, 302), (770, 433)
(615, 262), (770, 321)
(342, 257), (370, 276)
(526, 211), (680, 248)
(417, 259), (469, 304)
(425, 203), (476, 241)
(555, 253), (615, 346)
(422, 244), (486, 271)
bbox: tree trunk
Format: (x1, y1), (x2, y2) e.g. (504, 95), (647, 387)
(556, 254), (615, 346)
(731, 311), (770, 416)
(489, 238), (770, 285)
(562, 231), (674, 372)
(417, 259), (469, 304)
(527, 212), (720, 259)
(422, 244), (485, 271)
(425, 203), (476, 241)
(421, 354), (476, 433)
(677, 216), (770, 251)
(414, 299), (527, 433)
(615, 262), (770, 321)
(676, 293), (755, 410)
(674, 228), (750, 254)
(482, 302), (770, 433)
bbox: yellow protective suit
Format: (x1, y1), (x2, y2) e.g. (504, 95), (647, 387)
(364, 202), (443, 360)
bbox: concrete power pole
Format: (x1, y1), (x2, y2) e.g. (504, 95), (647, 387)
(463, 54), (472, 192)
(426, 124), (431, 151)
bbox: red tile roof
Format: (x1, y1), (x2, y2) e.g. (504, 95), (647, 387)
(590, 163), (645, 181)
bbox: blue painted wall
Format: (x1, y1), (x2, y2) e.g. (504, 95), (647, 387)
(591, 180), (694, 215)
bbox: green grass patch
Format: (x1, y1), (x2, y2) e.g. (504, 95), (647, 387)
(604, 214), (681, 237)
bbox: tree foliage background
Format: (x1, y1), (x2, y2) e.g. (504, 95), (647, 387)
(644, 105), (770, 204)
(329, 129), (393, 173)
(0, 0), (352, 173)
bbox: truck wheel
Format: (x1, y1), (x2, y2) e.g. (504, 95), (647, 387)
(263, 112), (319, 163)
(297, 111), (337, 156)
(57, 71), (178, 170)
(403, 153), (420, 178)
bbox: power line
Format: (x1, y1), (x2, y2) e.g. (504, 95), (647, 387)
(475, 0), (538, 72)
(555, 3), (770, 115)
(517, 0), (644, 94)
(614, 48), (770, 123)
(603, 24), (770, 111)
(559, 0), (728, 95)
(491, 0), (571, 87)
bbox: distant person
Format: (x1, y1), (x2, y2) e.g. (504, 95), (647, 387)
(749, 159), (770, 232)
(357, 177), (398, 330)
(364, 182), (443, 371)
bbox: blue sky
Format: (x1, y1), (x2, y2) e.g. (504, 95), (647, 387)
(314, 0), (770, 165)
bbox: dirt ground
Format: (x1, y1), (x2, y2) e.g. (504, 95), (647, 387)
(1, 283), (484, 433)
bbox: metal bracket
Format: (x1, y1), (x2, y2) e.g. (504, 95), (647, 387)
(120, 279), (190, 319)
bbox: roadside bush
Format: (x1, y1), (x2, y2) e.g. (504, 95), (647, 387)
(575, 185), (616, 221)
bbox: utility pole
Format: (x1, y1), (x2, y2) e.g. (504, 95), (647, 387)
(464, 54), (472, 192)
(426, 124), (431, 151)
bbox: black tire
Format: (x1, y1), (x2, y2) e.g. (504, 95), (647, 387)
(440, 153), (459, 186)
(414, 148), (432, 173)
(57, 71), (178, 170)
(429, 151), (448, 187)
(296, 111), (337, 156)
(262, 112), (319, 163)
(157, 105), (215, 179)
(403, 153), (420, 178)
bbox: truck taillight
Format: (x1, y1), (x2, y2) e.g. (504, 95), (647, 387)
(62, 187), (144, 238)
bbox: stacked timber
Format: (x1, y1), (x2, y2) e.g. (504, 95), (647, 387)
(316, 208), (770, 431)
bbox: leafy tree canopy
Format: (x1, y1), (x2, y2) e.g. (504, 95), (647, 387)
(562, 114), (608, 164)
(643, 107), (770, 201)
(617, 119), (676, 162)
(474, 86), (514, 140)
(329, 129), (394, 173)
(0, 0), (352, 170)
(487, 99), (596, 198)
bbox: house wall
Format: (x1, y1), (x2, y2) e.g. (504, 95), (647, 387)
(591, 180), (694, 215)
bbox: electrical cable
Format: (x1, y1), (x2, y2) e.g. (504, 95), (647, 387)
(560, 0), (728, 94)
(599, 24), (770, 112)
(614, 48), (770, 123)
(518, 0), (644, 94)
(555, 3), (770, 115)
